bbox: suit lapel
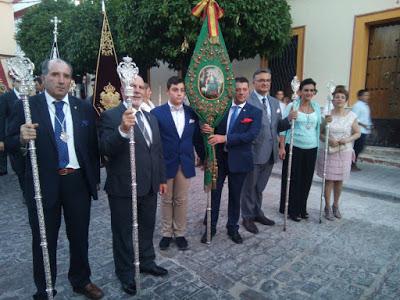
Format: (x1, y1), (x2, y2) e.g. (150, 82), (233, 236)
(69, 97), (81, 152)
(164, 104), (180, 139)
(36, 93), (57, 149)
(181, 105), (191, 139)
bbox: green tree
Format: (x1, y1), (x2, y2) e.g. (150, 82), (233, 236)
(16, 0), (103, 76)
(109, 0), (292, 73)
(16, 0), (292, 75)
(63, 1), (103, 75)
(16, 0), (75, 74)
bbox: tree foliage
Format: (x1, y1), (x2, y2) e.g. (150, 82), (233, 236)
(16, 0), (292, 75)
(16, 0), (75, 74)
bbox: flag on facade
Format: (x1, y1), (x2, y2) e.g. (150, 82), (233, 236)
(93, 6), (121, 115)
(185, 0), (235, 190)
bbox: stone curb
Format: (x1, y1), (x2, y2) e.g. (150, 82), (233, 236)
(270, 169), (400, 202)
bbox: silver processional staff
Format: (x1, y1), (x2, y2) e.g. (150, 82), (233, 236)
(7, 54), (54, 300)
(319, 81), (336, 223)
(116, 56), (141, 291)
(283, 76), (300, 232)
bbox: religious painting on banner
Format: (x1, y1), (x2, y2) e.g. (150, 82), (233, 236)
(185, 0), (235, 191)
(93, 9), (121, 115)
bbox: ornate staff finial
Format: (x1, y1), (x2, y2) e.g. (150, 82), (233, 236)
(291, 76), (300, 100)
(326, 80), (336, 114)
(117, 56), (139, 98)
(50, 16), (61, 59)
(326, 80), (336, 98)
(6, 53), (35, 96)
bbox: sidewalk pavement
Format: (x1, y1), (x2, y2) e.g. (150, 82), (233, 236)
(271, 161), (400, 201)
(0, 161), (399, 299)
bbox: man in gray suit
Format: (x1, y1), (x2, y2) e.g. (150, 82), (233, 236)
(240, 69), (296, 234)
(99, 75), (168, 296)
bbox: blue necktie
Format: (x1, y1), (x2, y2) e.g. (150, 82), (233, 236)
(54, 101), (69, 168)
(228, 106), (239, 133)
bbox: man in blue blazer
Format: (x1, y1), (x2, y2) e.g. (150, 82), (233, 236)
(151, 76), (204, 251)
(6, 59), (103, 300)
(201, 77), (262, 244)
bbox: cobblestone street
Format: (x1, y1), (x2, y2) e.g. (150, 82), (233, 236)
(1, 163), (399, 299)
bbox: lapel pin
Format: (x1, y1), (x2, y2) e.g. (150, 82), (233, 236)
(74, 106), (77, 110)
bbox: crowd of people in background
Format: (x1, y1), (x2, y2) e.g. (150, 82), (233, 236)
(0, 58), (372, 299)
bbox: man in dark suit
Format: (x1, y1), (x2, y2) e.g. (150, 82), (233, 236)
(200, 77), (262, 244)
(151, 76), (204, 251)
(240, 69), (296, 234)
(98, 75), (168, 296)
(5, 59), (103, 300)
(0, 81), (26, 197)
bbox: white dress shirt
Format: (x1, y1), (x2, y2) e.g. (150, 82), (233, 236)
(352, 100), (372, 134)
(168, 101), (185, 138)
(140, 100), (156, 113)
(254, 91), (272, 122)
(119, 101), (153, 143)
(45, 91), (80, 169)
(226, 101), (246, 134)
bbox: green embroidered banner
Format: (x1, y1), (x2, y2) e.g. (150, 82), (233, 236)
(185, 14), (235, 191)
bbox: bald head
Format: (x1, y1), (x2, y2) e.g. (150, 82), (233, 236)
(121, 75), (145, 109)
(42, 59), (72, 100)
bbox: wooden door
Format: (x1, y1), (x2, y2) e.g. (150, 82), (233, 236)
(365, 22), (400, 147)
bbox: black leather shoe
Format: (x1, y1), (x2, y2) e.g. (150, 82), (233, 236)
(121, 282), (136, 295)
(290, 215), (301, 222)
(200, 229), (216, 244)
(242, 219), (259, 234)
(254, 215), (275, 226)
(140, 264), (168, 276)
(228, 231), (243, 244)
(175, 236), (189, 250)
(73, 283), (104, 299)
(300, 212), (309, 219)
(159, 237), (172, 250)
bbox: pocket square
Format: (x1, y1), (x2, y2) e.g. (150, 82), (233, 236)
(189, 119), (195, 124)
(81, 120), (89, 127)
(277, 108), (281, 114)
(240, 118), (253, 124)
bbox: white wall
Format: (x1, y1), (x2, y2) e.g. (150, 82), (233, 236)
(0, 1), (16, 56)
(149, 61), (178, 105)
(288, 0), (399, 103)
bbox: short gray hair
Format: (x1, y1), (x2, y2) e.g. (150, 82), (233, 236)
(252, 68), (272, 80)
(41, 59), (73, 76)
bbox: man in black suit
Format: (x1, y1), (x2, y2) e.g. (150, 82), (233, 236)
(98, 75), (168, 296)
(0, 81), (26, 197)
(5, 59), (103, 300)
(200, 77), (262, 244)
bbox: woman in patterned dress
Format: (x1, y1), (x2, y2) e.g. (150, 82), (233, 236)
(316, 86), (361, 220)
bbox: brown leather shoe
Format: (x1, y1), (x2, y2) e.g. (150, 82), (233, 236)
(254, 215), (275, 226)
(242, 219), (259, 234)
(73, 283), (104, 300)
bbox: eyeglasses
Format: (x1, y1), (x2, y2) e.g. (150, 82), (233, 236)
(255, 79), (271, 83)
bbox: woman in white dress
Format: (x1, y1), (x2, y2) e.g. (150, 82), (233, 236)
(316, 86), (361, 220)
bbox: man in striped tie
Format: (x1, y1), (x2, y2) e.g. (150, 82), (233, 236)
(99, 74), (168, 296)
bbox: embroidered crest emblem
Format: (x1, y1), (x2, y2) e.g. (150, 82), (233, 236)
(100, 83), (120, 110)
